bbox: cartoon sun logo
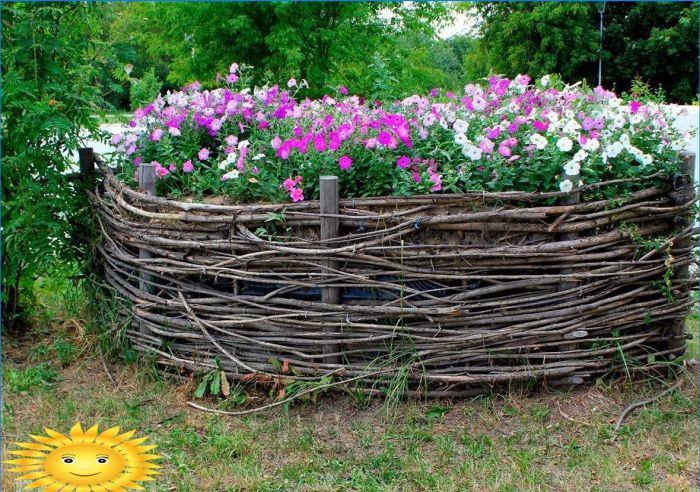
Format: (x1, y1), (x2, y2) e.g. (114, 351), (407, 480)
(4, 422), (160, 491)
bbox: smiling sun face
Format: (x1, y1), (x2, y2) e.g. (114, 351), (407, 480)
(4, 422), (160, 491)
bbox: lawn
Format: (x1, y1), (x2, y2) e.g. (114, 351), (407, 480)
(2, 285), (698, 492)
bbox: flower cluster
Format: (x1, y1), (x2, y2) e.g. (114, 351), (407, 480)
(111, 65), (693, 203)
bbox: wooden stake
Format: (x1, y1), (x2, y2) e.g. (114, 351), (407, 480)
(320, 176), (340, 364)
(138, 162), (157, 335)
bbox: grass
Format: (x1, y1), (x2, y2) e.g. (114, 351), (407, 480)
(2, 282), (698, 491)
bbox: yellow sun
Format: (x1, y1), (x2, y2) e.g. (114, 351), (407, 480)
(4, 422), (161, 491)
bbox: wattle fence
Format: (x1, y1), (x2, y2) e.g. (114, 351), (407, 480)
(89, 154), (698, 397)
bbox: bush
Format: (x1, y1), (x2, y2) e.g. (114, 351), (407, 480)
(129, 68), (162, 111)
(110, 64), (694, 204)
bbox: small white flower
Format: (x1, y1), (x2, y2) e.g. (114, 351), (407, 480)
(238, 140), (250, 149)
(563, 119), (582, 136)
(454, 133), (469, 146)
(453, 119), (469, 133)
(530, 133), (548, 150)
(559, 179), (574, 193)
(223, 170), (240, 180)
(563, 161), (580, 176)
(252, 153), (265, 161)
(640, 154), (653, 166)
(605, 141), (624, 158)
(572, 149), (588, 162)
(546, 111), (560, 124)
(218, 160), (229, 170)
(581, 138), (600, 152)
(423, 114), (437, 127)
(439, 118), (449, 130)
(556, 137), (573, 152)
(462, 145), (482, 161)
(540, 75), (551, 87)
(619, 133), (631, 148)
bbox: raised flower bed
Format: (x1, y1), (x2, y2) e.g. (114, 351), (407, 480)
(94, 66), (697, 396)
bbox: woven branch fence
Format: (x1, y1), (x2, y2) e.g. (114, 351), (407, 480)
(91, 158), (698, 397)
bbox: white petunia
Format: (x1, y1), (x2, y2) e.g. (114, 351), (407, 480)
(541, 75), (551, 87)
(562, 119), (582, 136)
(605, 141), (624, 158)
(572, 149), (588, 162)
(559, 179), (574, 193)
(252, 153), (265, 161)
(423, 113), (437, 127)
(563, 161), (580, 176)
(463, 144), (483, 161)
(454, 133), (469, 146)
(453, 119), (469, 133)
(530, 133), (548, 150)
(581, 138), (600, 152)
(222, 170), (240, 180)
(556, 137), (573, 152)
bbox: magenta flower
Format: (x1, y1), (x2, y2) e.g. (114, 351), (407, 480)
(283, 178), (296, 191)
(198, 148), (210, 161)
(582, 117), (595, 131)
(226, 73), (238, 84)
(290, 187), (304, 202)
(396, 156), (411, 169)
(338, 155), (352, 170)
(271, 136), (282, 150)
(132, 157), (143, 166)
(182, 160), (194, 173)
(377, 131), (392, 146)
(532, 120), (549, 132)
(630, 100), (641, 114)
(338, 85), (348, 95)
(486, 126), (501, 140)
(168, 163), (176, 172)
(134, 108), (145, 120)
(429, 88), (438, 98)
(150, 128), (163, 141)
(314, 133), (327, 153)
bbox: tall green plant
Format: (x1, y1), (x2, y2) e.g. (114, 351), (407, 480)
(1, 3), (116, 329)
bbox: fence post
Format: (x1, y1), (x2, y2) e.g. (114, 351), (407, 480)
(138, 162), (157, 335)
(668, 152), (696, 357)
(558, 167), (580, 354)
(78, 147), (95, 177)
(320, 176), (341, 365)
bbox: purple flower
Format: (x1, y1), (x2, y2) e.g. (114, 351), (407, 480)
(582, 117), (595, 131)
(110, 134), (123, 145)
(396, 156), (411, 169)
(182, 160), (194, 173)
(532, 120), (549, 132)
(338, 85), (348, 95)
(198, 148), (210, 161)
(429, 88), (438, 98)
(338, 155), (352, 170)
(498, 143), (512, 157)
(226, 73), (238, 84)
(479, 139), (494, 154)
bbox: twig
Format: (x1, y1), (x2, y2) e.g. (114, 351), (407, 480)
(100, 349), (117, 387)
(611, 378), (684, 440)
(187, 368), (395, 416)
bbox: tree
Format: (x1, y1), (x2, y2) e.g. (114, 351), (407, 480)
(108, 2), (450, 99)
(1, 3), (116, 329)
(464, 1), (698, 103)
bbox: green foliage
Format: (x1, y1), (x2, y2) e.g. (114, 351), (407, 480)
(1, 3), (117, 327)
(4, 363), (59, 393)
(129, 68), (162, 110)
(466, 2), (699, 103)
(107, 2), (450, 100)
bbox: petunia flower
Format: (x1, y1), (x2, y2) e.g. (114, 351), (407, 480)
(338, 155), (352, 170)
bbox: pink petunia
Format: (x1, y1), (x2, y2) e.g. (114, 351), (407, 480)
(283, 178), (296, 191)
(630, 100), (641, 114)
(338, 85), (348, 95)
(150, 128), (163, 141)
(290, 187), (304, 202)
(314, 133), (327, 153)
(198, 148), (210, 161)
(182, 160), (194, 173)
(338, 155), (352, 170)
